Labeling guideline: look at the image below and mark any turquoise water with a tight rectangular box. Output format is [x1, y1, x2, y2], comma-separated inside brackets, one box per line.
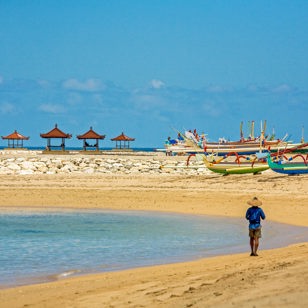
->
[0, 209, 307, 288]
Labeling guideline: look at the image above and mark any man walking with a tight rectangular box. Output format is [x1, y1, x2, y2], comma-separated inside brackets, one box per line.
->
[246, 197, 266, 256]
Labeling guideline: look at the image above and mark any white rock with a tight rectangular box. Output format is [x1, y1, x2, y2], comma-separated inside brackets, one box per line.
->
[113, 163, 124, 168]
[133, 162, 142, 167]
[0, 167, 11, 174]
[59, 166, 71, 173]
[21, 161, 36, 170]
[88, 163, 97, 168]
[7, 163, 21, 171]
[37, 166, 48, 173]
[197, 167, 206, 173]
[79, 162, 88, 168]
[83, 167, 95, 174]
[19, 169, 34, 175]
[106, 159, 116, 164]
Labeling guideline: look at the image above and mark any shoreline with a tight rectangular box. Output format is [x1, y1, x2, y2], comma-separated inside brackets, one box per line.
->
[2, 207, 308, 290]
[0, 173, 307, 226]
[0, 151, 308, 307]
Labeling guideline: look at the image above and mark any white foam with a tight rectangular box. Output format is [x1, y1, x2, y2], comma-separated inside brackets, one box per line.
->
[56, 270, 80, 279]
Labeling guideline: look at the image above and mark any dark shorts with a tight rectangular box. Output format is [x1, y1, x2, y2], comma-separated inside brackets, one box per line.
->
[249, 228, 262, 239]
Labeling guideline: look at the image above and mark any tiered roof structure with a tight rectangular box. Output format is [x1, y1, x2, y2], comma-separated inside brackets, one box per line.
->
[1, 130, 29, 148]
[111, 132, 135, 149]
[40, 124, 72, 151]
[77, 127, 105, 151]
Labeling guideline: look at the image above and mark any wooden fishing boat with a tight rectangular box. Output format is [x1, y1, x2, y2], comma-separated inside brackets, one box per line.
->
[163, 123, 308, 156]
[266, 154, 308, 175]
[164, 131, 305, 156]
[190, 153, 269, 175]
[164, 135, 308, 156]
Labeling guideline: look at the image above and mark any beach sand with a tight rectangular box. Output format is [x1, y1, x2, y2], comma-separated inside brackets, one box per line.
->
[0, 164, 308, 307]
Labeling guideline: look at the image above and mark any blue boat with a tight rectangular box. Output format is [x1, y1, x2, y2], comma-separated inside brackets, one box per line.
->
[267, 154, 308, 175]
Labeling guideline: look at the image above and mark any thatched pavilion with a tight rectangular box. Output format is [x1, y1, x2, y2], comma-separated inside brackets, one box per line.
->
[1, 130, 29, 149]
[40, 124, 72, 152]
[77, 127, 105, 152]
[111, 132, 135, 150]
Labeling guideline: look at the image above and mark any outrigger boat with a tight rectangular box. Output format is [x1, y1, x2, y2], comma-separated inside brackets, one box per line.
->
[266, 153, 308, 175]
[195, 142, 308, 176]
[163, 121, 308, 156]
[188, 153, 269, 175]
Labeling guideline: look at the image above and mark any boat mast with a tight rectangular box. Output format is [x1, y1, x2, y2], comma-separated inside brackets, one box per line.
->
[259, 120, 264, 152]
[251, 120, 255, 139]
[240, 121, 244, 141]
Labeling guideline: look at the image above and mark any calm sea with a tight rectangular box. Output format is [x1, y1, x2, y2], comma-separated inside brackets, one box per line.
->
[0, 146, 158, 152]
[1, 209, 307, 288]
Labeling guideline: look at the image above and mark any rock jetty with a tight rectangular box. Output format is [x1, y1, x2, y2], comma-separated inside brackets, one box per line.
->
[0, 150, 211, 175]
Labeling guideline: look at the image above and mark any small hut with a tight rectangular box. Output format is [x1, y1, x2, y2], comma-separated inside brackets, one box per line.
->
[1, 130, 29, 149]
[40, 124, 72, 152]
[111, 132, 135, 150]
[77, 127, 106, 152]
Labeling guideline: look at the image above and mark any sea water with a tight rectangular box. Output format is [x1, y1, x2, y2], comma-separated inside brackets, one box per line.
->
[1, 209, 308, 288]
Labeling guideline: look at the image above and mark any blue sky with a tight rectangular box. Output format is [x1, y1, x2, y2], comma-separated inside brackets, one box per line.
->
[0, 0, 307, 148]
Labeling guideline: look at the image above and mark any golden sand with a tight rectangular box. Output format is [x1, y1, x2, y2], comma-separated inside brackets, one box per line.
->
[0, 169, 308, 307]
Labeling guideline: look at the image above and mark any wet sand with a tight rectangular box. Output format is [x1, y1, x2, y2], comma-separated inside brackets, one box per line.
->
[0, 169, 308, 307]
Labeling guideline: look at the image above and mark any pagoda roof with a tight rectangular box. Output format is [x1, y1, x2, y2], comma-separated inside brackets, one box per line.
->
[77, 127, 106, 140]
[2, 130, 29, 140]
[111, 132, 135, 141]
[40, 124, 72, 139]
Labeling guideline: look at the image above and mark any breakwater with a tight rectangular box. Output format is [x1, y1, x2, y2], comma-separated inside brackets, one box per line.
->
[0, 150, 210, 175]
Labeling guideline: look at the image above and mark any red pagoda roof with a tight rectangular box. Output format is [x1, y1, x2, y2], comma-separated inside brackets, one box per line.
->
[77, 127, 106, 140]
[2, 130, 29, 140]
[40, 124, 72, 139]
[111, 132, 135, 141]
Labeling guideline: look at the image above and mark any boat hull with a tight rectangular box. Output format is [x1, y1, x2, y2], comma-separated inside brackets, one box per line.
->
[266, 155, 308, 175]
[206, 165, 269, 175]
[165, 142, 308, 156]
[269, 167, 308, 175]
[199, 154, 269, 175]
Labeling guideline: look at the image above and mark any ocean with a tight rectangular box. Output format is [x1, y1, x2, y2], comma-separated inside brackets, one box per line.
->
[1, 209, 308, 288]
[0, 146, 158, 152]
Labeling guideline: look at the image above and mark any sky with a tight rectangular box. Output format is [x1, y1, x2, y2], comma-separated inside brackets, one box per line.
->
[0, 0, 307, 148]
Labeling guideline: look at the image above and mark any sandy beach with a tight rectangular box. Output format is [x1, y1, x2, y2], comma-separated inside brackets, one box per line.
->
[0, 151, 308, 307]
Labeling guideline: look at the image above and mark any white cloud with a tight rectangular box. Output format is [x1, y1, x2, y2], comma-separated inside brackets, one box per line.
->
[201, 101, 221, 117]
[150, 79, 165, 89]
[62, 78, 105, 92]
[38, 103, 66, 114]
[271, 84, 293, 93]
[37, 79, 51, 88]
[67, 92, 83, 105]
[0, 102, 15, 114]
[131, 94, 167, 111]
[92, 94, 104, 104]
[246, 84, 262, 92]
[206, 85, 231, 93]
